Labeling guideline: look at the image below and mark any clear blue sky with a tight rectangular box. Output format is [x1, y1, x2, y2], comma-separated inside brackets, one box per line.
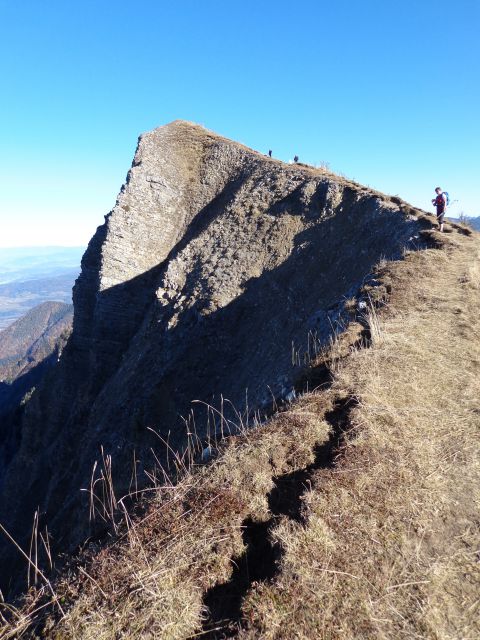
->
[0, 0, 478, 246]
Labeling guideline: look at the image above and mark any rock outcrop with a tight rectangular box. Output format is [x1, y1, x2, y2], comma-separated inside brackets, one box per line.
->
[0, 121, 426, 593]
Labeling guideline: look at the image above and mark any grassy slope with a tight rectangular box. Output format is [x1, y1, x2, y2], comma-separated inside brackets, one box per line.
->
[240, 228, 480, 640]
[2, 220, 479, 639]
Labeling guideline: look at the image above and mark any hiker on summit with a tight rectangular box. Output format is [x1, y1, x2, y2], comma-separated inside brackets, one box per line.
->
[432, 187, 447, 232]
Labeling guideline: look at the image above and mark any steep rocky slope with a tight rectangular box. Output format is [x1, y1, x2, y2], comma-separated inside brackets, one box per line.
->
[0, 121, 428, 593]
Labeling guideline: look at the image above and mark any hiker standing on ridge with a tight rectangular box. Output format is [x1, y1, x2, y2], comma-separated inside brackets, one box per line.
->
[268, 149, 272, 157]
[432, 187, 447, 232]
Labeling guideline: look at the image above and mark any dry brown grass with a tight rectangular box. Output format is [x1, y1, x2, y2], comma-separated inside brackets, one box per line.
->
[2, 227, 480, 639]
[239, 236, 480, 639]
[4, 395, 332, 639]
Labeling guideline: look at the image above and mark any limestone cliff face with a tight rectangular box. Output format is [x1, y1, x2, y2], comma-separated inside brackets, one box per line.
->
[0, 121, 424, 591]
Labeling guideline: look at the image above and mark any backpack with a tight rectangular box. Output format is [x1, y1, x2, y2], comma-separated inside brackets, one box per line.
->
[443, 191, 450, 205]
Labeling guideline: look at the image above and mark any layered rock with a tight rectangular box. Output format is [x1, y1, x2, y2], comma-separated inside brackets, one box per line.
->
[0, 121, 425, 593]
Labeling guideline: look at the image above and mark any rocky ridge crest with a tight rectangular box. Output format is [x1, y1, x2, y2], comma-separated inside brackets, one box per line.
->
[0, 121, 425, 592]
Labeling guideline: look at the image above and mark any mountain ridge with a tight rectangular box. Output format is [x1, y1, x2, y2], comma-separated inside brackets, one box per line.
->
[0, 121, 434, 595]
[0, 301, 73, 378]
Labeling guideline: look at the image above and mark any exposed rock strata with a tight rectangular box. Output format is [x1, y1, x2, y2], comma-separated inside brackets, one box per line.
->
[0, 121, 425, 592]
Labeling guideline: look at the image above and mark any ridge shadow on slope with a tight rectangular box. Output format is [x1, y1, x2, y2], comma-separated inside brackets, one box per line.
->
[69, 171, 253, 394]
[0, 199, 425, 597]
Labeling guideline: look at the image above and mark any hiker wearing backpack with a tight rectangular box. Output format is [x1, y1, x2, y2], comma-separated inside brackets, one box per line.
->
[432, 187, 448, 232]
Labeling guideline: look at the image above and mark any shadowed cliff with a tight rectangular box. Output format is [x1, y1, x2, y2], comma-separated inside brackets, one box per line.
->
[0, 302, 73, 493]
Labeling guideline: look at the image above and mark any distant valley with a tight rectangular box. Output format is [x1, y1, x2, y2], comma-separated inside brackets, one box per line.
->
[0, 300, 73, 410]
[0, 246, 83, 329]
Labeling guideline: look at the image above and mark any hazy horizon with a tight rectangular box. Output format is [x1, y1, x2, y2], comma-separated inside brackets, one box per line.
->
[0, 245, 82, 328]
[0, 244, 85, 250]
[0, 209, 475, 250]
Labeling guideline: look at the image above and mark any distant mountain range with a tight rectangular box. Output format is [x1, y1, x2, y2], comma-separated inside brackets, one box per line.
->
[0, 246, 83, 329]
[465, 216, 480, 231]
[0, 300, 73, 384]
[448, 216, 480, 232]
[0, 301, 73, 413]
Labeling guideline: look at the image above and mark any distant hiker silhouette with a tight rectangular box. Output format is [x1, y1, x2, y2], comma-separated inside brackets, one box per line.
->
[268, 149, 272, 158]
[294, 155, 299, 163]
[432, 187, 447, 232]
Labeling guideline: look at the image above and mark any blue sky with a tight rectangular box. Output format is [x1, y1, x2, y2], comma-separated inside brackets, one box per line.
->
[0, 0, 478, 246]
